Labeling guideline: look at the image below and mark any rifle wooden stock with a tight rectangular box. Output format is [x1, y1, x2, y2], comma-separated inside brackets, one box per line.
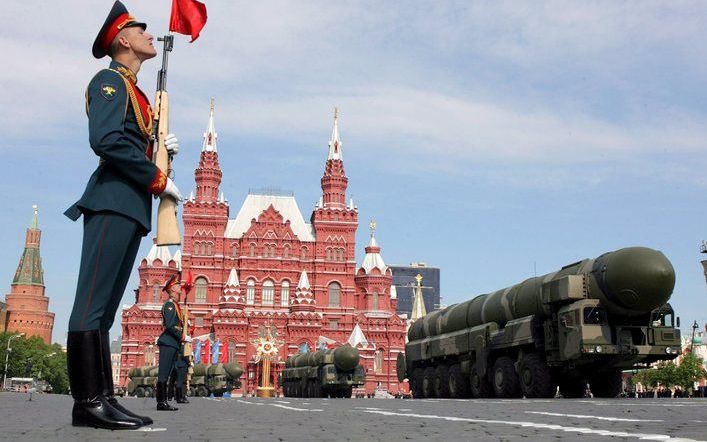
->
[153, 89, 181, 246]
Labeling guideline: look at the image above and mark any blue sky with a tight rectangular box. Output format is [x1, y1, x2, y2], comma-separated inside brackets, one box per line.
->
[1, 1, 706, 344]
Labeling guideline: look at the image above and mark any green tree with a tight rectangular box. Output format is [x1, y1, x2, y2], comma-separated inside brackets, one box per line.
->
[674, 353, 707, 392]
[0, 332, 68, 394]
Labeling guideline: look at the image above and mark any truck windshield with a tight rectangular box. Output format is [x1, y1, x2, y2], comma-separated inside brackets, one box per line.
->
[651, 312, 673, 327]
[583, 307, 607, 325]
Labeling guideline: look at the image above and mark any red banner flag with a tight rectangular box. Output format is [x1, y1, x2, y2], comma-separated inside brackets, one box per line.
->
[169, 0, 207, 42]
[182, 270, 194, 294]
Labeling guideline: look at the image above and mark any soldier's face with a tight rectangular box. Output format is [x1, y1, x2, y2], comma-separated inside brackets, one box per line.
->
[124, 26, 157, 60]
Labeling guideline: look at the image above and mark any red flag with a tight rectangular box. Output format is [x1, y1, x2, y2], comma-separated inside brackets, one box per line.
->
[220, 344, 229, 363]
[169, 0, 207, 42]
[182, 270, 194, 295]
[202, 339, 211, 364]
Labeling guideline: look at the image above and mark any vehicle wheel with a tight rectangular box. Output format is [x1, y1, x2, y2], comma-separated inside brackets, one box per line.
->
[135, 387, 145, 398]
[196, 386, 209, 397]
[411, 367, 424, 399]
[448, 364, 470, 398]
[434, 365, 450, 398]
[341, 386, 352, 398]
[590, 369, 622, 398]
[470, 365, 491, 398]
[188, 386, 195, 397]
[144, 386, 154, 398]
[492, 356, 520, 398]
[558, 374, 586, 398]
[300, 379, 309, 398]
[422, 367, 436, 398]
[518, 353, 556, 398]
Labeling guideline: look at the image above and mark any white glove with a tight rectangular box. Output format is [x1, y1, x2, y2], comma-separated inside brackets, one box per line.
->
[165, 133, 179, 156]
[185, 335, 192, 343]
[160, 177, 183, 202]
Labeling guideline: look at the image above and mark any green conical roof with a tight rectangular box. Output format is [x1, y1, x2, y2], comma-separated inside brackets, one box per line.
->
[12, 205, 44, 286]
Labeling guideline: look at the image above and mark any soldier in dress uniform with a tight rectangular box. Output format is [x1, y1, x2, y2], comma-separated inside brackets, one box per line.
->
[63, 1, 183, 430]
[157, 274, 184, 411]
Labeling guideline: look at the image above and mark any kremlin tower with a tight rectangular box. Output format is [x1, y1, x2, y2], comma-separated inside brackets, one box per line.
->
[4, 205, 55, 344]
[120, 104, 407, 396]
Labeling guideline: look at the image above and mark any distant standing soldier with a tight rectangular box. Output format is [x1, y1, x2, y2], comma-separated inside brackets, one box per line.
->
[64, 0, 182, 430]
[157, 274, 184, 411]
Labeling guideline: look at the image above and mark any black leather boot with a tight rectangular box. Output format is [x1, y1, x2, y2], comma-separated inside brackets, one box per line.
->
[167, 372, 176, 402]
[156, 381, 178, 411]
[176, 386, 189, 404]
[67, 331, 142, 430]
[99, 331, 153, 425]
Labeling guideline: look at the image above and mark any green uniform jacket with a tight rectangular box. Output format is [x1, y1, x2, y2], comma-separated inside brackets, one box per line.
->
[64, 61, 164, 233]
[158, 299, 183, 349]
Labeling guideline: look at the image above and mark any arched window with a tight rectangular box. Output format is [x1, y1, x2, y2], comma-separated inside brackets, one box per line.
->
[232, 245, 238, 257]
[228, 341, 237, 363]
[328, 282, 341, 307]
[283, 245, 290, 259]
[262, 280, 274, 305]
[246, 279, 255, 305]
[249, 243, 256, 257]
[301, 247, 308, 259]
[153, 282, 160, 304]
[372, 292, 379, 310]
[195, 277, 208, 304]
[281, 281, 290, 307]
[374, 349, 383, 374]
[206, 243, 212, 256]
[326, 248, 331, 261]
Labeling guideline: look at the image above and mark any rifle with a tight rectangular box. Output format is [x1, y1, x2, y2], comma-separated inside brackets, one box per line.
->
[153, 34, 181, 246]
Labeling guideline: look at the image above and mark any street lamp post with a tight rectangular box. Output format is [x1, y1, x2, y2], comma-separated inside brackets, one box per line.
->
[691, 321, 699, 353]
[3, 333, 25, 390]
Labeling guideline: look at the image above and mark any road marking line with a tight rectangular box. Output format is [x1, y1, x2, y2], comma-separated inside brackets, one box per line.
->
[137, 427, 167, 432]
[269, 404, 323, 412]
[237, 399, 263, 406]
[526, 411, 663, 422]
[359, 410, 700, 441]
[354, 407, 384, 410]
[577, 400, 704, 408]
[274, 400, 291, 404]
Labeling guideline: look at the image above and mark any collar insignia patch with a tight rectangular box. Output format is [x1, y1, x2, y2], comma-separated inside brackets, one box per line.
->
[101, 83, 117, 100]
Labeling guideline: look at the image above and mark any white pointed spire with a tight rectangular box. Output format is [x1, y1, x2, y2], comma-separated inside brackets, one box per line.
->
[327, 107, 343, 161]
[172, 249, 182, 270]
[202, 97, 218, 152]
[360, 220, 387, 274]
[318, 196, 324, 208]
[225, 268, 240, 288]
[410, 274, 427, 321]
[348, 324, 369, 348]
[219, 192, 225, 203]
[188, 191, 195, 202]
[348, 197, 355, 210]
[390, 285, 397, 299]
[297, 270, 310, 289]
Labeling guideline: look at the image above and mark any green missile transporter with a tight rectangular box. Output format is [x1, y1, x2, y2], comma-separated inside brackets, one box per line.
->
[127, 362, 243, 397]
[398, 247, 682, 399]
[281, 345, 365, 398]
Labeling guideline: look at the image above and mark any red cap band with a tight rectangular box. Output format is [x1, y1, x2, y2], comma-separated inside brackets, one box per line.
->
[101, 12, 133, 55]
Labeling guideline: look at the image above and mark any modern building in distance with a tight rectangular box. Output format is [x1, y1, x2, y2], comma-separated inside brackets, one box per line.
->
[4, 206, 55, 344]
[119, 104, 407, 395]
[390, 263, 440, 317]
[110, 336, 122, 389]
[700, 241, 707, 285]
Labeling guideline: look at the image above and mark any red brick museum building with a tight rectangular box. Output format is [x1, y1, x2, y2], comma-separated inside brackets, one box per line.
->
[120, 104, 407, 395]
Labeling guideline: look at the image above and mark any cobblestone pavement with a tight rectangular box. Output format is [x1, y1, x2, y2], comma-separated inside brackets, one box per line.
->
[1, 392, 705, 441]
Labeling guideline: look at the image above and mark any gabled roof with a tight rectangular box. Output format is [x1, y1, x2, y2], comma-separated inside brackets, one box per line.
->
[347, 323, 369, 348]
[224, 193, 315, 242]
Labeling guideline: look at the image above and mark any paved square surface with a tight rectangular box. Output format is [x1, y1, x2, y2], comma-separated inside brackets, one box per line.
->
[0, 392, 705, 441]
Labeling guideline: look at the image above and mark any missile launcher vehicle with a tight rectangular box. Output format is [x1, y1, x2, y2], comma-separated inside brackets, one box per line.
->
[282, 345, 365, 398]
[127, 362, 243, 397]
[398, 247, 682, 399]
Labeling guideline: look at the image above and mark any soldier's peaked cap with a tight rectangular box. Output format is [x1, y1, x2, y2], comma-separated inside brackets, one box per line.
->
[92, 1, 147, 59]
[163, 273, 182, 293]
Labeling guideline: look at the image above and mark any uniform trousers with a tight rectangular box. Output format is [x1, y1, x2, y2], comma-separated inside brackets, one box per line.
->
[68, 211, 143, 332]
[158, 345, 178, 382]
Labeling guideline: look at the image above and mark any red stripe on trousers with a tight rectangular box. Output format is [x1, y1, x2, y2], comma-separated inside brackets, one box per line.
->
[80, 216, 110, 329]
